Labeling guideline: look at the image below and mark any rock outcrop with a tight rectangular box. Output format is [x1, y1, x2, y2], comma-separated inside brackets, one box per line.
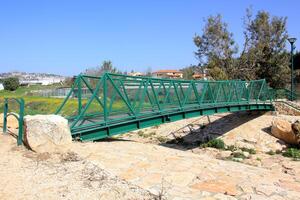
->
[291, 120, 300, 145]
[274, 101, 300, 116]
[271, 118, 300, 145]
[24, 115, 72, 152]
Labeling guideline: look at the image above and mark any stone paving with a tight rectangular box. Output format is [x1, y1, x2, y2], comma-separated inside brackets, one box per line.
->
[70, 139, 300, 199]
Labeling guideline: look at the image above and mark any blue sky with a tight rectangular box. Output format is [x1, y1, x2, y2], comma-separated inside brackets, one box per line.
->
[0, 0, 299, 76]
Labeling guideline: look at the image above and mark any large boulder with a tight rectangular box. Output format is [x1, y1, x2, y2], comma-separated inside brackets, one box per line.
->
[271, 118, 299, 145]
[291, 120, 300, 145]
[24, 115, 72, 152]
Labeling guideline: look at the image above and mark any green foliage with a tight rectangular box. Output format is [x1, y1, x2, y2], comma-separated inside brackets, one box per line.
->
[194, 14, 238, 80]
[266, 150, 276, 155]
[256, 157, 261, 161]
[207, 66, 228, 80]
[282, 148, 300, 161]
[181, 65, 206, 80]
[63, 77, 75, 87]
[3, 77, 20, 91]
[156, 136, 168, 143]
[240, 147, 256, 154]
[194, 8, 290, 88]
[200, 138, 225, 149]
[137, 131, 156, 138]
[239, 8, 289, 88]
[226, 145, 238, 152]
[181, 66, 194, 80]
[84, 60, 121, 76]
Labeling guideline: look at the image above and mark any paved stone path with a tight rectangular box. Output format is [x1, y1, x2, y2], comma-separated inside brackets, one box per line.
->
[70, 140, 300, 200]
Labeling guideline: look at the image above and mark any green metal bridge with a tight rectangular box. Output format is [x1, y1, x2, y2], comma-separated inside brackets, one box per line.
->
[55, 73, 274, 141]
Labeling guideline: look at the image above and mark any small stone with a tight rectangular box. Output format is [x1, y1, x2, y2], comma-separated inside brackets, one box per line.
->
[243, 151, 250, 158]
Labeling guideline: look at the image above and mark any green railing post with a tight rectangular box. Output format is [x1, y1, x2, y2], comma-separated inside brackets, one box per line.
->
[149, 79, 162, 111]
[3, 98, 8, 133]
[55, 77, 78, 114]
[103, 73, 108, 123]
[77, 75, 82, 114]
[2, 98, 25, 145]
[17, 99, 24, 146]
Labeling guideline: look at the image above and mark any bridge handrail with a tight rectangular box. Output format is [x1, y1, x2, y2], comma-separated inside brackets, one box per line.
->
[270, 88, 298, 101]
[3, 98, 25, 145]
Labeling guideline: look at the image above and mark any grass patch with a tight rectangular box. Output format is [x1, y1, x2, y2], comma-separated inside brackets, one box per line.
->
[200, 139, 225, 150]
[240, 147, 256, 154]
[137, 131, 156, 138]
[156, 136, 168, 143]
[226, 145, 238, 152]
[0, 85, 136, 117]
[256, 157, 261, 161]
[266, 150, 276, 155]
[282, 148, 300, 161]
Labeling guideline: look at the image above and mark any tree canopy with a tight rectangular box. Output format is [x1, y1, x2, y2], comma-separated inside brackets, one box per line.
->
[3, 77, 20, 91]
[84, 60, 121, 76]
[193, 8, 290, 88]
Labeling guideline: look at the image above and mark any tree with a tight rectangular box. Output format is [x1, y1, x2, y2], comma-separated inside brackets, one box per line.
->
[84, 60, 120, 76]
[239, 8, 289, 88]
[181, 66, 194, 80]
[3, 77, 20, 91]
[194, 14, 238, 80]
[181, 65, 200, 80]
[145, 67, 152, 77]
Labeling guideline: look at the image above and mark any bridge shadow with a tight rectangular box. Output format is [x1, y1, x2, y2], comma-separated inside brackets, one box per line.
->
[159, 111, 267, 151]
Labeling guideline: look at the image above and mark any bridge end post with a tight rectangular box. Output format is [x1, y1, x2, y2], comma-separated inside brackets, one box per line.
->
[17, 99, 25, 146]
[3, 98, 8, 134]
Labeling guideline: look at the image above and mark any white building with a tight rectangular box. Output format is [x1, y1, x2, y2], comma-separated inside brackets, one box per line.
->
[0, 83, 4, 90]
[20, 77, 65, 86]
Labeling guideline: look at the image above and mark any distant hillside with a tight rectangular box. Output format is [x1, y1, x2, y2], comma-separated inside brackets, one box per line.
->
[0, 71, 66, 86]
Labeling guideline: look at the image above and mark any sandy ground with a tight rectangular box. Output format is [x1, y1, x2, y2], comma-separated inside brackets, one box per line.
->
[1, 111, 300, 199]
[0, 133, 154, 200]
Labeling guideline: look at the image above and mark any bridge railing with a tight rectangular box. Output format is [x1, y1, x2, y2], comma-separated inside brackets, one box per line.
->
[55, 73, 273, 134]
[2, 98, 25, 145]
[270, 88, 298, 101]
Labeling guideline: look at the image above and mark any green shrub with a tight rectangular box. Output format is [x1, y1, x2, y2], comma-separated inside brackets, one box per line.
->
[256, 157, 261, 161]
[200, 139, 225, 150]
[3, 77, 20, 91]
[282, 148, 300, 161]
[240, 147, 256, 154]
[156, 136, 168, 143]
[266, 150, 275, 155]
[226, 145, 238, 152]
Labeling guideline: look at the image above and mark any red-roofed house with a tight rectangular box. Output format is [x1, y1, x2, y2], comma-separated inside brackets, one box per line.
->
[152, 70, 183, 79]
